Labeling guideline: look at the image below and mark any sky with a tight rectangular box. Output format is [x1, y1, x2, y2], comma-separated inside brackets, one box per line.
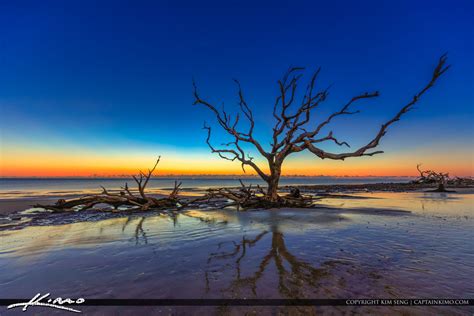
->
[0, 0, 473, 177]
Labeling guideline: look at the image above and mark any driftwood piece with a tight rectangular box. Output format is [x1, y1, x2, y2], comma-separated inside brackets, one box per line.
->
[185, 180, 320, 211]
[413, 164, 452, 192]
[34, 157, 182, 212]
[412, 164, 473, 192]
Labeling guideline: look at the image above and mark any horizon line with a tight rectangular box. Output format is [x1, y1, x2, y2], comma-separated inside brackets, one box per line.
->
[0, 174, 421, 179]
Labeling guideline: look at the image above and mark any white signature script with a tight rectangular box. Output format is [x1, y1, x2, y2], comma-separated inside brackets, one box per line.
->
[7, 293, 85, 313]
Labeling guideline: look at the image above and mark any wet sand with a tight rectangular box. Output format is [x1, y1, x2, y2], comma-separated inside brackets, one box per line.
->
[1, 184, 472, 216]
[0, 197, 68, 215]
[0, 192, 173, 216]
[0, 191, 473, 315]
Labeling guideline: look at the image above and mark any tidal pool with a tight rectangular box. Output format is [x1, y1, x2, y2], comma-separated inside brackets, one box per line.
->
[0, 192, 473, 315]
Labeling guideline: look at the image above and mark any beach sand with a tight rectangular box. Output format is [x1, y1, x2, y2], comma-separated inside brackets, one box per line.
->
[0, 197, 61, 215]
[1, 185, 473, 216]
[1, 191, 472, 315]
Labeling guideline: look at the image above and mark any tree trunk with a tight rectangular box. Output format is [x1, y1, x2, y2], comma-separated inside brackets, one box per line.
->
[436, 181, 447, 192]
[266, 163, 282, 202]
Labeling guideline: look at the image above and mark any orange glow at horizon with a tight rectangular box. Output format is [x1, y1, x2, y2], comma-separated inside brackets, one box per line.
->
[1, 147, 473, 177]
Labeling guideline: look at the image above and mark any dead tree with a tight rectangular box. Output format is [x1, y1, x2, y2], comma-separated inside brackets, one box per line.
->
[182, 178, 321, 210]
[35, 157, 183, 212]
[199, 180, 318, 210]
[193, 55, 449, 203]
[415, 164, 450, 192]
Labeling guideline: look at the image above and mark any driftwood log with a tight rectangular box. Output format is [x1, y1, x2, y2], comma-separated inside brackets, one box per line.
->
[187, 180, 320, 210]
[412, 164, 474, 192]
[34, 157, 182, 212]
[413, 164, 451, 192]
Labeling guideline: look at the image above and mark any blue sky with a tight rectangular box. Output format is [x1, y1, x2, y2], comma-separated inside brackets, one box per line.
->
[0, 0, 473, 176]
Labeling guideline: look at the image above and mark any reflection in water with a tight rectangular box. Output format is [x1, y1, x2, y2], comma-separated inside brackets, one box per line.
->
[133, 217, 147, 245]
[0, 191, 473, 314]
[206, 228, 332, 298]
[206, 231, 268, 293]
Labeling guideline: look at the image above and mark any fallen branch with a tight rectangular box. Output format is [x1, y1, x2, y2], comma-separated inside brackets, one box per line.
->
[413, 164, 451, 192]
[184, 180, 321, 210]
[34, 157, 182, 212]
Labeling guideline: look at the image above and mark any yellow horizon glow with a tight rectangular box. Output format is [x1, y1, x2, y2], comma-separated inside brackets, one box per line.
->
[1, 145, 473, 177]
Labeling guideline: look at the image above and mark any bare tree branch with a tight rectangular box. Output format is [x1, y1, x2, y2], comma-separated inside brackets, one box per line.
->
[35, 157, 182, 212]
[194, 54, 450, 201]
[294, 54, 450, 160]
[415, 163, 451, 191]
[133, 156, 161, 199]
[202, 123, 269, 181]
[193, 80, 270, 162]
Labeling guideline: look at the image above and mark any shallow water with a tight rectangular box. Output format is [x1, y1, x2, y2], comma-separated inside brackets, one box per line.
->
[0, 176, 412, 198]
[0, 192, 473, 315]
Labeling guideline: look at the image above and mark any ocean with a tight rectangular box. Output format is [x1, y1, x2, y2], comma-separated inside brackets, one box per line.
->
[0, 176, 413, 198]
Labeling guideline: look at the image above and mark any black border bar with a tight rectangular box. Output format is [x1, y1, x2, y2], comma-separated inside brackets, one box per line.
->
[1, 299, 473, 306]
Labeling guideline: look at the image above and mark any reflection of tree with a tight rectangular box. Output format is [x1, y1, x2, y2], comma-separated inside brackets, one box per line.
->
[122, 216, 148, 245]
[419, 194, 453, 213]
[206, 227, 329, 298]
[134, 217, 148, 245]
[208, 231, 268, 278]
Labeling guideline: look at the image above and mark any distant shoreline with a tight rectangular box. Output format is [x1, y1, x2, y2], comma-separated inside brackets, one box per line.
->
[282, 182, 474, 193]
[0, 175, 420, 179]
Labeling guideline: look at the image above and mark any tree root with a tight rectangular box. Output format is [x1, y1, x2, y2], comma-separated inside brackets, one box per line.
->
[185, 180, 321, 211]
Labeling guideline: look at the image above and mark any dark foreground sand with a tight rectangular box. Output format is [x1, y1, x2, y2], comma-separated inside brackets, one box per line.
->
[0, 197, 59, 215]
[1, 193, 473, 315]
